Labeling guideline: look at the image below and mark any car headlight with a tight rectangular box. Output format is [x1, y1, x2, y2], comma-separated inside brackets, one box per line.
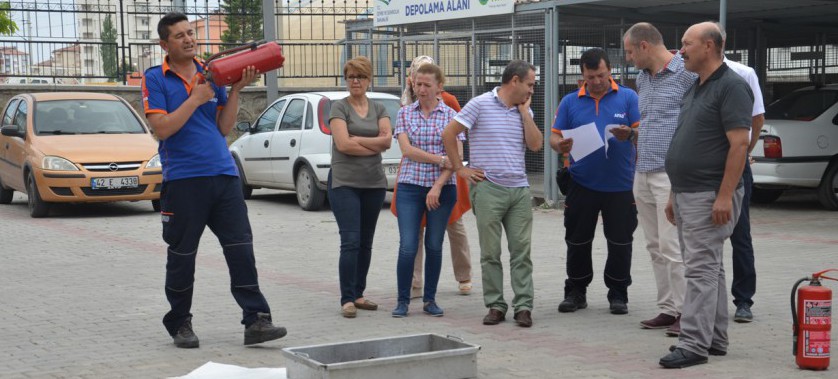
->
[42, 156, 79, 171]
[145, 154, 161, 168]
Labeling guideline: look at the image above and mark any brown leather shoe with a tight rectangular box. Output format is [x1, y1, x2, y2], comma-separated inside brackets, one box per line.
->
[640, 313, 677, 329]
[514, 310, 533, 328]
[482, 309, 506, 325]
[353, 299, 378, 311]
[665, 316, 681, 337]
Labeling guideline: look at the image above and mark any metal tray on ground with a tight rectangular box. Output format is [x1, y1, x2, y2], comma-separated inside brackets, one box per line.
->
[281, 333, 480, 379]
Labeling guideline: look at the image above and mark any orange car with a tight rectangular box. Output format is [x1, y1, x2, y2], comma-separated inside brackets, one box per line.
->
[0, 92, 162, 217]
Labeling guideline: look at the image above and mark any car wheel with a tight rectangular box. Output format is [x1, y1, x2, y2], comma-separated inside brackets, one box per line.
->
[296, 165, 326, 211]
[750, 188, 783, 204]
[152, 199, 161, 212]
[817, 163, 838, 211]
[27, 173, 50, 218]
[0, 177, 13, 204]
[235, 158, 253, 200]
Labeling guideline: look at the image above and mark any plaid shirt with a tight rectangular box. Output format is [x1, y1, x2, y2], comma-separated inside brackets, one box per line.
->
[395, 100, 461, 187]
[636, 54, 697, 173]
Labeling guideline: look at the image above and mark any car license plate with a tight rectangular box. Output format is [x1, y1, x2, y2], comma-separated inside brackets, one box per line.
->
[385, 164, 399, 175]
[90, 176, 139, 189]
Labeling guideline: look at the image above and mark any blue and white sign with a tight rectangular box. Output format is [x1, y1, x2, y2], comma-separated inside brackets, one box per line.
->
[374, 0, 514, 27]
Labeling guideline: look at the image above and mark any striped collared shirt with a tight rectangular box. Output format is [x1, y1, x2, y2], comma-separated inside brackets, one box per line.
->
[454, 87, 532, 188]
[395, 100, 460, 187]
[636, 54, 697, 173]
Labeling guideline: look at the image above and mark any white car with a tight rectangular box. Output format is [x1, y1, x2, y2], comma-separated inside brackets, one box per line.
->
[751, 84, 838, 210]
[229, 91, 403, 210]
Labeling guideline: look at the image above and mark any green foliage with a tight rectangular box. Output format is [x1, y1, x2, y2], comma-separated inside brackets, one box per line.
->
[100, 15, 118, 81]
[221, 0, 263, 47]
[0, 2, 18, 36]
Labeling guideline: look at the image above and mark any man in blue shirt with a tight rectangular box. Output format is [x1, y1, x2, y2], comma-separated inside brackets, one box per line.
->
[550, 48, 640, 315]
[142, 12, 286, 348]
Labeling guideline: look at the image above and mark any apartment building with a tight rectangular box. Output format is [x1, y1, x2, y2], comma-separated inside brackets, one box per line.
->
[76, 0, 172, 82]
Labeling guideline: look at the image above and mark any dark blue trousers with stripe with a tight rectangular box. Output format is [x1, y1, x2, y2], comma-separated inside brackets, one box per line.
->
[160, 175, 271, 336]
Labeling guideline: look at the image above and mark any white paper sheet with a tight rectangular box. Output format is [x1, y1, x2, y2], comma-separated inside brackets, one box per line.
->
[169, 362, 287, 379]
[604, 124, 622, 158]
[562, 122, 603, 162]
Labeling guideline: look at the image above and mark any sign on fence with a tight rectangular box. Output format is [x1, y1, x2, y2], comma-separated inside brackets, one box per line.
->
[374, 0, 514, 27]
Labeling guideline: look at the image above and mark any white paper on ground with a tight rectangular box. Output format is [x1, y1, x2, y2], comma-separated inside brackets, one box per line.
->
[561, 122, 603, 162]
[169, 361, 287, 379]
[604, 124, 623, 158]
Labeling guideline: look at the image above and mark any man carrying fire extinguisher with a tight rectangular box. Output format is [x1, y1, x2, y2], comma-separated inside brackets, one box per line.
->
[142, 12, 287, 348]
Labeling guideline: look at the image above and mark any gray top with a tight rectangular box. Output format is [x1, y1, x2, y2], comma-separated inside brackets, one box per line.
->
[665, 63, 753, 193]
[329, 97, 389, 189]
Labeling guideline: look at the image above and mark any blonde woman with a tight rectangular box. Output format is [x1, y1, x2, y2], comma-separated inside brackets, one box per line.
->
[392, 63, 461, 317]
[400, 56, 474, 298]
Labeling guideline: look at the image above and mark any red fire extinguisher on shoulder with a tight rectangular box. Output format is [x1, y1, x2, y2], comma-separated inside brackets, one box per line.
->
[202, 40, 285, 86]
[792, 269, 837, 370]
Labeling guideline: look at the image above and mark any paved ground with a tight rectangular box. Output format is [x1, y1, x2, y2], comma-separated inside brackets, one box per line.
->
[1, 188, 836, 378]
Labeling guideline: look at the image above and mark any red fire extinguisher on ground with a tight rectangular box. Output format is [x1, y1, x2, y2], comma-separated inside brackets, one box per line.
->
[792, 269, 837, 370]
[203, 41, 285, 86]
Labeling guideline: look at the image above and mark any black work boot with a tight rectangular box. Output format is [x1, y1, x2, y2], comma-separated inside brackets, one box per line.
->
[173, 317, 199, 348]
[558, 290, 588, 313]
[244, 313, 287, 345]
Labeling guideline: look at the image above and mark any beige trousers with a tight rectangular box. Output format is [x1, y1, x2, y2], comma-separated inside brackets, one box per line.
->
[634, 171, 685, 317]
[412, 218, 472, 288]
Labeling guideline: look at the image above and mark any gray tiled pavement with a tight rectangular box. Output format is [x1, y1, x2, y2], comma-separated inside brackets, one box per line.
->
[1, 189, 836, 378]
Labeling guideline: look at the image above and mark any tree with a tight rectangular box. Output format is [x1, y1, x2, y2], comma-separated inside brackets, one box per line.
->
[100, 15, 118, 81]
[0, 2, 18, 36]
[221, 0, 263, 48]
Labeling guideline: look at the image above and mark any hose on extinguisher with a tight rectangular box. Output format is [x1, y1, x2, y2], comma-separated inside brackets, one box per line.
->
[791, 276, 810, 356]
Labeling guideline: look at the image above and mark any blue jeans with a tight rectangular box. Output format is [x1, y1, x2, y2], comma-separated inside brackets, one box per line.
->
[160, 176, 271, 336]
[328, 172, 386, 306]
[395, 183, 456, 304]
[730, 162, 756, 307]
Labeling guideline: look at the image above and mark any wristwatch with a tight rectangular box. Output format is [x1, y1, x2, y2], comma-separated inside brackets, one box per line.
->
[628, 128, 637, 142]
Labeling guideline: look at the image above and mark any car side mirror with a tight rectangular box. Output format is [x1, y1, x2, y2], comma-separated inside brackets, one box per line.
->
[1, 125, 22, 137]
[235, 121, 251, 133]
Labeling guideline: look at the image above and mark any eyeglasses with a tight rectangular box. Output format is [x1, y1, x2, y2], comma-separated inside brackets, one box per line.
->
[346, 75, 368, 82]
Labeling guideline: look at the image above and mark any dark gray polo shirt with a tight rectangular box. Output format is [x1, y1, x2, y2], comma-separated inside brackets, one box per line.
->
[665, 63, 753, 193]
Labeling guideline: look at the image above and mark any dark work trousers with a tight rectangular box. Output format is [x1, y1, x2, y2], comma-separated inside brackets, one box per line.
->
[328, 172, 387, 306]
[730, 161, 756, 307]
[563, 179, 638, 303]
[161, 175, 271, 337]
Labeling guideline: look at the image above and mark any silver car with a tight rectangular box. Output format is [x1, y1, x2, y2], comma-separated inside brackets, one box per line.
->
[751, 84, 838, 210]
[229, 91, 402, 210]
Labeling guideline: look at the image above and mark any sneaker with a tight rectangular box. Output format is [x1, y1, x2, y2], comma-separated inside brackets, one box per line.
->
[411, 287, 422, 299]
[173, 318, 199, 348]
[423, 302, 444, 317]
[392, 302, 409, 318]
[640, 313, 677, 329]
[244, 313, 287, 345]
[734, 304, 753, 323]
[609, 299, 628, 315]
[558, 292, 587, 313]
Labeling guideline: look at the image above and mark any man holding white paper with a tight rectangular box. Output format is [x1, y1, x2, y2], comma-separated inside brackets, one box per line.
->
[549, 48, 640, 315]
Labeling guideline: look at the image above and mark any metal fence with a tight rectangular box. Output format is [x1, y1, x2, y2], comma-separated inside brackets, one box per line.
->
[1, 0, 373, 85]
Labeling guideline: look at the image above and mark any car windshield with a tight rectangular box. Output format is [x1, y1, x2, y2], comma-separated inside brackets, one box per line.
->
[35, 100, 147, 135]
[765, 90, 838, 121]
